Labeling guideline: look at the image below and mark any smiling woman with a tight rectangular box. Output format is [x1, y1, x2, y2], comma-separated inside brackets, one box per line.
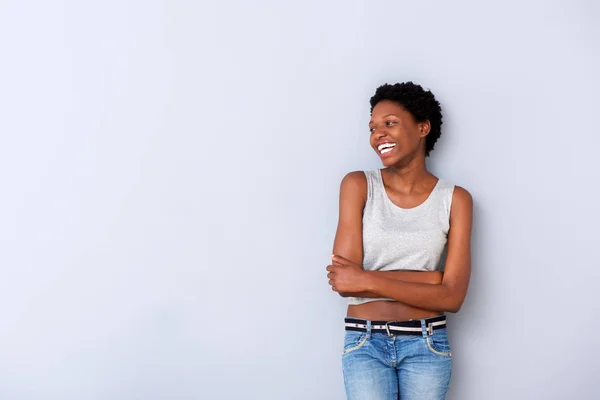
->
[327, 82, 473, 399]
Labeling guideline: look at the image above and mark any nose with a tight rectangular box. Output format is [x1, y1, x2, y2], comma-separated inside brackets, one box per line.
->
[373, 125, 388, 139]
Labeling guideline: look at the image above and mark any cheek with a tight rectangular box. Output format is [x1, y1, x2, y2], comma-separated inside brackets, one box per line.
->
[397, 128, 421, 144]
[392, 128, 412, 143]
[392, 131, 423, 154]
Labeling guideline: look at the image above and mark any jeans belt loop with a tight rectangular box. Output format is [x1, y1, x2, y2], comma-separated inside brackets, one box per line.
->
[385, 321, 394, 337]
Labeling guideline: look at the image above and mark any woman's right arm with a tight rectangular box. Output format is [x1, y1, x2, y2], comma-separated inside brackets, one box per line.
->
[331, 171, 442, 298]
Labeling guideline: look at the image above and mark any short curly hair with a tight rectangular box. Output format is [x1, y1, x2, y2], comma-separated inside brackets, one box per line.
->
[369, 82, 443, 157]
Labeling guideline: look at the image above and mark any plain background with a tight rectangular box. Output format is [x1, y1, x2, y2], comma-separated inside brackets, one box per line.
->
[1, 1, 599, 399]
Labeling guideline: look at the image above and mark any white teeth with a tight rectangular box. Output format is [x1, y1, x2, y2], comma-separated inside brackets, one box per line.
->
[378, 143, 396, 152]
[381, 148, 393, 154]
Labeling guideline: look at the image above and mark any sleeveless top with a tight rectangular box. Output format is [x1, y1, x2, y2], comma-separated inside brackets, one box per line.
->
[348, 169, 456, 306]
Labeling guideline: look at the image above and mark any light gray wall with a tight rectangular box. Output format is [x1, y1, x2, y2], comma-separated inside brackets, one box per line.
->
[366, 2, 600, 399]
[1, 1, 598, 399]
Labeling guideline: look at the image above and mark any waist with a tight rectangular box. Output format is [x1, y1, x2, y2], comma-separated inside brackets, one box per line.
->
[345, 315, 447, 336]
[347, 300, 442, 321]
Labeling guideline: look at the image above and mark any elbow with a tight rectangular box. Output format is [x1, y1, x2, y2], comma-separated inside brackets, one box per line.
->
[444, 298, 465, 313]
[439, 284, 466, 313]
[445, 305, 460, 313]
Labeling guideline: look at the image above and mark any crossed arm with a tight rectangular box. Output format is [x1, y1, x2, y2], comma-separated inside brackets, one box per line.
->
[329, 171, 472, 313]
[335, 269, 444, 298]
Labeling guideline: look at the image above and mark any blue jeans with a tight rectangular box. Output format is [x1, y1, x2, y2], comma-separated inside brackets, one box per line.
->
[341, 318, 452, 399]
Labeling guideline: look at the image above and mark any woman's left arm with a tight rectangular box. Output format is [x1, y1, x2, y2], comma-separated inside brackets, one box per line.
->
[330, 186, 473, 313]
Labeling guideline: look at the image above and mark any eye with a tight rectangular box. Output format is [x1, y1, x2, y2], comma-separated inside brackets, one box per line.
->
[369, 127, 375, 133]
[385, 120, 396, 127]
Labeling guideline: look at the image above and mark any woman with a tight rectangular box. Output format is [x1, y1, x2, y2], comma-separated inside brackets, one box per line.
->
[327, 82, 472, 399]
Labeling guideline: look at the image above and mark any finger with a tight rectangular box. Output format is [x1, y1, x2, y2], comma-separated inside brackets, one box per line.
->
[332, 254, 358, 267]
[327, 272, 333, 279]
[330, 254, 348, 266]
[328, 279, 334, 286]
[326, 265, 335, 272]
[333, 254, 361, 268]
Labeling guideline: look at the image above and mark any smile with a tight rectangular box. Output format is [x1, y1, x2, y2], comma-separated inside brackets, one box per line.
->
[377, 142, 396, 155]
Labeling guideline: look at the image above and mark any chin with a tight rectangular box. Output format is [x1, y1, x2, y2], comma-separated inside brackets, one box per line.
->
[380, 156, 398, 166]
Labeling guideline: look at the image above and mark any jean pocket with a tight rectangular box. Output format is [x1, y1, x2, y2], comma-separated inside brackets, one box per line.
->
[425, 329, 452, 357]
[341, 332, 368, 357]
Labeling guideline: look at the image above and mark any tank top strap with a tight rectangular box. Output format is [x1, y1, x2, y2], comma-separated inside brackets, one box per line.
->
[430, 179, 455, 219]
[363, 169, 379, 202]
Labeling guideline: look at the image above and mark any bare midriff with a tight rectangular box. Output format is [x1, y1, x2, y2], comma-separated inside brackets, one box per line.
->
[347, 301, 442, 322]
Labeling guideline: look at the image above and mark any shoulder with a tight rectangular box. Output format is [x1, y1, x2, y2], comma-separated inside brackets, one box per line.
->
[341, 170, 367, 186]
[436, 178, 472, 205]
[339, 170, 368, 202]
[452, 185, 473, 206]
[450, 185, 473, 219]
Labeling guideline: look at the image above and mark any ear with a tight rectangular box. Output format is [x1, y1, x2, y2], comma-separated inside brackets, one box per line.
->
[419, 121, 431, 137]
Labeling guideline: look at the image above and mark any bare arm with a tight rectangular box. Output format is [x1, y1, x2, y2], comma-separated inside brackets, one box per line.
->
[331, 171, 443, 298]
[360, 186, 473, 312]
[337, 270, 443, 298]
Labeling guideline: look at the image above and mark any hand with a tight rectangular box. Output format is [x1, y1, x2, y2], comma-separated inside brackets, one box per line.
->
[326, 254, 368, 294]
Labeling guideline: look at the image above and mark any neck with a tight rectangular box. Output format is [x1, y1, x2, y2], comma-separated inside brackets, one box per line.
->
[385, 155, 432, 191]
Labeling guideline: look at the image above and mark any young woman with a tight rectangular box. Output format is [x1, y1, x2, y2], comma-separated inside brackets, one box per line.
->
[327, 82, 472, 399]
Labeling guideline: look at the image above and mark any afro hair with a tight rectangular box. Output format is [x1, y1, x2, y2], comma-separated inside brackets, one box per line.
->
[369, 82, 443, 157]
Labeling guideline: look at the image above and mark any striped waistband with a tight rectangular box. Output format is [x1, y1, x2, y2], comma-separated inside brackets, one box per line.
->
[344, 315, 446, 336]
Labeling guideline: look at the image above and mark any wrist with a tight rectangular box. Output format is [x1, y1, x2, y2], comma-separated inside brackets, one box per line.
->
[362, 270, 377, 292]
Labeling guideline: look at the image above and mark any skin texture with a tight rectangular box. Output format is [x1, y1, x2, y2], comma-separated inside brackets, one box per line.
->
[327, 100, 473, 321]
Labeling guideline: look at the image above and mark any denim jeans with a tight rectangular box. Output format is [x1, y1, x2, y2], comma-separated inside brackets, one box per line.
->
[341, 318, 452, 399]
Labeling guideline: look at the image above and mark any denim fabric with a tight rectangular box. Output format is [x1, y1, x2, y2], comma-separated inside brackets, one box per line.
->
[341, 318, 452, 399]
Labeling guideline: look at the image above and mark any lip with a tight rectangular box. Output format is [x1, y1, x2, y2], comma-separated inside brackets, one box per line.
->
[375, 142, 396, 158]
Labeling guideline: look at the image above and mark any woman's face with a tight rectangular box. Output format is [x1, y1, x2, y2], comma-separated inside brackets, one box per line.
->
[368, 100, 430, 166]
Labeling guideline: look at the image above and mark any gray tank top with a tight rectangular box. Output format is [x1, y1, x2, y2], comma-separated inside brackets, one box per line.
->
[348, 169, 455, 306]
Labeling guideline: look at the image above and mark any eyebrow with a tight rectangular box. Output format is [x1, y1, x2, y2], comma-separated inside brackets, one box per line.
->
[369, 114, 398, 125]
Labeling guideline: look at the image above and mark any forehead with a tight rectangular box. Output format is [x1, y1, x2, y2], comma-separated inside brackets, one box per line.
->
[370, 100, 409, 121]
